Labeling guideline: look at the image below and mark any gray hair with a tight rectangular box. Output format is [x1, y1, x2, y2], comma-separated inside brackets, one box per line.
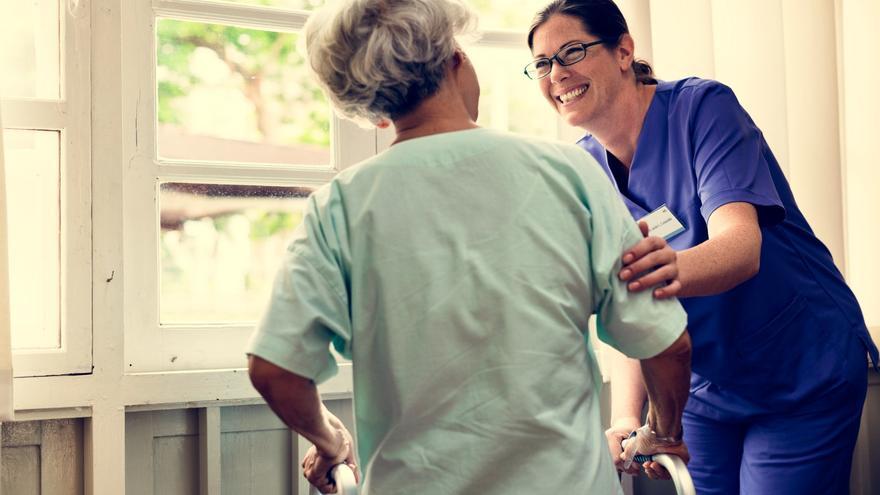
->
[304, 0, 477, 125]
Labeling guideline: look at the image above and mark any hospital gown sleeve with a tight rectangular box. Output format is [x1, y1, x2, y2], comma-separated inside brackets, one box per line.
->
[568, 148, 688, 359]
[246, 186, 352, 384]
[690, 82, 785, 226]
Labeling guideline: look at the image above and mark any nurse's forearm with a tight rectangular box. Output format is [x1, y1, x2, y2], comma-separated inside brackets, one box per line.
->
[676, 202, 761, 298]
[677, 227, 760, 297]
[608, 347, 647, 427]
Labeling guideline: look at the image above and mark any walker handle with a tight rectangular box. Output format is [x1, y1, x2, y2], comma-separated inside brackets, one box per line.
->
[310, 463, 359, 495]
[631, 453, 695, 495]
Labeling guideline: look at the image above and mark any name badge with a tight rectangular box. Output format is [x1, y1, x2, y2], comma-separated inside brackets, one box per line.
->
[639, 204, 686, 240]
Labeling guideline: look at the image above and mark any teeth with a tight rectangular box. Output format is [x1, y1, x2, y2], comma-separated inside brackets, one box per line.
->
[559, 86, 587, 104]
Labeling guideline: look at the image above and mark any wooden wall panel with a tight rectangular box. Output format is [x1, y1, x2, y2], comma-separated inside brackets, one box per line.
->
[153, 436, 199, 495]
[221, 430, 290, 495]
[220, 404, 291, 495]
[2, 445, 40, 495]
[1, 419, 83, 495]
[124, 401, 356, 495]
[125, 409, 199, 495]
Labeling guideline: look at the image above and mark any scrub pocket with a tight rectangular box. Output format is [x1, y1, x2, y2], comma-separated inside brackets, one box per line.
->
[738, 294, 808, 358]
[733, 294, 840, 403]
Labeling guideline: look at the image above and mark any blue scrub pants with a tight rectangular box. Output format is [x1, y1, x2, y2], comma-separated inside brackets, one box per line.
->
[683, 339, 868, 494]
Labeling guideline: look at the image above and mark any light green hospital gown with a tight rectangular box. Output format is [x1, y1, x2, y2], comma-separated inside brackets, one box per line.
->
[247, 128, 687, 494]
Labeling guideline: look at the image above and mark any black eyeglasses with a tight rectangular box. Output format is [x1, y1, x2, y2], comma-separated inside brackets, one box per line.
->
[523, 40, 608, 80]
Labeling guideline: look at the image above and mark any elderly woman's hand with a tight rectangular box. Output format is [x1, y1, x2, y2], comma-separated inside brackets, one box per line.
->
[605, 418, 643, 476]
[619, 221, 682, 299]
[302, 427, 359, 494]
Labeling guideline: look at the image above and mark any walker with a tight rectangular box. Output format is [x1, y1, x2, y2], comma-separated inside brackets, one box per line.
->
[312, 455, 694, 495]
[630, 453, 696, 495]
[311, 463, 358, 495]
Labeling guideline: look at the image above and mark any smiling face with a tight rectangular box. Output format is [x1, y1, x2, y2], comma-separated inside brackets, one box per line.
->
[530, 14, 632, 130]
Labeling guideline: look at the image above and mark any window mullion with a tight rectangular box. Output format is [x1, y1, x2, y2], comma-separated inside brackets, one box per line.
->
[0, 100, 68, 131]
[153, 0, 309, 32]
[473, 30, 528, 48]
[157, 161, 338, 187]
[60, 0, 93, 373]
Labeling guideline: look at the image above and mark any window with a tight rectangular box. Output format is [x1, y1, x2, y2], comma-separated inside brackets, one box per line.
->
[124, 0, 374, 372]
[0, 0, 91, 376]
[217, 0, 326, 10]
[155, 19, 331, 165]
[4, 130, 61, 350]
[159, 183, 313, 324]
[468, 44, 558, 140]
[469, 0, 553, 31]
[125, 0, 570, 373]
[462, 4, 577, 142]
[0, 0, 60, 100]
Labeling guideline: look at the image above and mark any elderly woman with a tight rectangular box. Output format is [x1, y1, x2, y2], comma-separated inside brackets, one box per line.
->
[247, 0, 691, 493]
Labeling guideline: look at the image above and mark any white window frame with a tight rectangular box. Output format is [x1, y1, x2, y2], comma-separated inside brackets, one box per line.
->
[2, 0, 92, 377]
[123, 0, 575, 373]
[123, 0, 376, 373]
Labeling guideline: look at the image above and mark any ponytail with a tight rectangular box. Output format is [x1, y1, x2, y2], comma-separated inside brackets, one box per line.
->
[632, 59, 657, 85]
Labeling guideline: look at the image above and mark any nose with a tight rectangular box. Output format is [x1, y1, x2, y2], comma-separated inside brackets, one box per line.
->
[549, 61, 570, 84]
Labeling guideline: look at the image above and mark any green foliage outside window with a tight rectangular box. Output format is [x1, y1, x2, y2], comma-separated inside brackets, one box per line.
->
[157, 19, 330, 148]
[222, 0, 326, 9]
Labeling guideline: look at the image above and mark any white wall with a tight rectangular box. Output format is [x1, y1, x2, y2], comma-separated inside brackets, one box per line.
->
[650, 0, 846, 266]
[839, 0, 880, 341]
[611, 3, 880, 493]
[640, 0, 878, 342]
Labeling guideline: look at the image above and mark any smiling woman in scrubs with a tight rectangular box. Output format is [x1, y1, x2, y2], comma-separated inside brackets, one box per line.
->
[526, 1, 879, 493]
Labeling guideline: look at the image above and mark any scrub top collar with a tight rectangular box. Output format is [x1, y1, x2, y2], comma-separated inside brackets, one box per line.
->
[578, 81, 666, 219]
[627, 81, 664, 193]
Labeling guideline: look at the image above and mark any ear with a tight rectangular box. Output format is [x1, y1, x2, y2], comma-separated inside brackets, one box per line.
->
[615, 33, 636, 72]
[375, 118, 391, 129]
[450, 48, 466, 69]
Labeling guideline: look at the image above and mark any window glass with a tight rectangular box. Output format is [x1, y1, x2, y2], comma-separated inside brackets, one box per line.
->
[156, 19, 331, 165]
[469, 0, 551, 31]
[159, 182, 313, 324]
[0, 0, 60, 99]
[217, 0, 326, 10]
[468, 45, 558, 139]
[3, 130, 61, 350]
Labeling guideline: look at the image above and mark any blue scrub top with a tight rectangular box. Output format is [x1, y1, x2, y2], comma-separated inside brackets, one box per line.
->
[578, 78, 879, 413]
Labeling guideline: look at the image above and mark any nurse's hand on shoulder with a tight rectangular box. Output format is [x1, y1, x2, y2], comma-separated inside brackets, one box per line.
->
[620, 221, 681, 299]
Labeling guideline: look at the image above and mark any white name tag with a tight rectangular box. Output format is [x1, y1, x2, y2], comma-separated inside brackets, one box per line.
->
[639, 204, 686, 240]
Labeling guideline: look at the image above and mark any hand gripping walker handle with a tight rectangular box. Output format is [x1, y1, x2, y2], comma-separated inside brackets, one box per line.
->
[310, 463, 359, 495]
[631, 453, 695, 495]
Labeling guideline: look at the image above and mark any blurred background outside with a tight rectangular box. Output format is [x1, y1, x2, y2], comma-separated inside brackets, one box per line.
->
[153, 1, 557, 325]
